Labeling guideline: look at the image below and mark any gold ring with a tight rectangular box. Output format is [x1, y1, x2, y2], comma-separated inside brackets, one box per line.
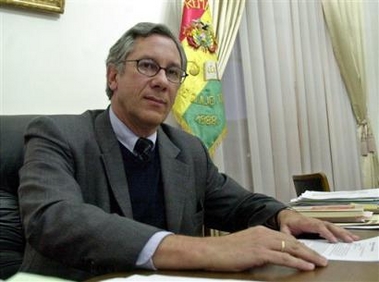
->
[281, 240, 286, 252]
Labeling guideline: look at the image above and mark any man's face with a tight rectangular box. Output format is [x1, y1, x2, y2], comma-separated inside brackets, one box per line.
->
[108, 34, 182, 136]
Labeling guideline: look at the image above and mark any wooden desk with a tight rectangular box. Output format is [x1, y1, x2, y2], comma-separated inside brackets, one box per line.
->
[89, 230, 379, 282]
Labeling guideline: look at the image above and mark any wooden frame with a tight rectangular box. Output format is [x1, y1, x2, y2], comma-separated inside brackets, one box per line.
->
[0, 0, 65, 14]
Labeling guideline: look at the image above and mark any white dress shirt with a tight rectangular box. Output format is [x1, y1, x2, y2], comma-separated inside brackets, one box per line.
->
[109, 107, 172, 270]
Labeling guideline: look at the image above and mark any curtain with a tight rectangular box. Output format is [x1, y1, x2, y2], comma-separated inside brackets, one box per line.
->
[363, 1, 379, 159]
[209, 0, 246, 76]
[218, 0, 362, 203]
[321, 0, 379, 188]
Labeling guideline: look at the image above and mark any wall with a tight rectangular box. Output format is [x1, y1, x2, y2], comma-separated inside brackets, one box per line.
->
[0, 0, 181, 114]
[2, 0, 377, 159]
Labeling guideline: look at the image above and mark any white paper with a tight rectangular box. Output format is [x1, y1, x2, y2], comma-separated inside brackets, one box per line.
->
[100, 274, 261, 281]
[296, 188, 379, 200]
[342, 225, 379, 229]
[299, 236, 379, 261]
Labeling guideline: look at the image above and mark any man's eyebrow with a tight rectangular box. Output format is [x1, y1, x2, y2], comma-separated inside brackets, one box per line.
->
[149, 57, 183, 68]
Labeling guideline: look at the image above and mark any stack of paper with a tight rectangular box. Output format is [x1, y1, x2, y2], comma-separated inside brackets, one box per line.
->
[290, 188, 379, 213]
[290, 188, 379, 227]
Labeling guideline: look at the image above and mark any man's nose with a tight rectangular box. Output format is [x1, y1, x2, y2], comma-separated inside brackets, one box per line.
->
[154, 69, 169, 82]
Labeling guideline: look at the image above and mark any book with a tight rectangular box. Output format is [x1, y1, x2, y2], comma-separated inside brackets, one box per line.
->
[292, 204, 373, 223]
[336, 214, 379, 229]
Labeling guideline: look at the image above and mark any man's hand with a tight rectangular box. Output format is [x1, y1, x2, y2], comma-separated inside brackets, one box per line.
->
[277, 208, 360, 243]
[152, 225, 329, 272]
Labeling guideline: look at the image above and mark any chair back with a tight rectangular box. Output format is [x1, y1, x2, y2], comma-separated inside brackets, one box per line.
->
[0, 115, 38, 279]
[292, 172, 330, 197]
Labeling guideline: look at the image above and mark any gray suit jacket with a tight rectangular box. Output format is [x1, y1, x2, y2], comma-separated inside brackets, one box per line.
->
[18, 109, 286, 281]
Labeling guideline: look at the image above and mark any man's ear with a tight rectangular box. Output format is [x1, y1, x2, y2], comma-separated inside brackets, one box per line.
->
[107, 65, 118, 91]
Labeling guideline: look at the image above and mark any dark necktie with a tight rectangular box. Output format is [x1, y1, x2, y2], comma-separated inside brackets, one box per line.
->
[133, 137, 154, 162]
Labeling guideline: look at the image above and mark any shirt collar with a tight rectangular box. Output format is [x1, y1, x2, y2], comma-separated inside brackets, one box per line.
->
[109, 107, 157, 152]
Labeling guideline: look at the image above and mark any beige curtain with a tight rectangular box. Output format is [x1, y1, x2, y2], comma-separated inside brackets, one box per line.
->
[322, 0, 379, 187]
[209, 0, 246, 76]
[171, 0, 365, 205]
[208, 0, 246, 175]
[217, 0, 362, 204]
[209, 0, 246, 237]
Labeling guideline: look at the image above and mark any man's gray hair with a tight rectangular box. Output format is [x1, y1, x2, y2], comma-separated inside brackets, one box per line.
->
[105, 22, 187, 99]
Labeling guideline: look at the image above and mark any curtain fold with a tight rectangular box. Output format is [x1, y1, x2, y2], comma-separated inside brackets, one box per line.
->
[209, 0, 246, 76]
[219, 0, 362, 203]
[322, 0, 379, 187]
[173, 0, 368, 205]
[363, 1, 379, 159]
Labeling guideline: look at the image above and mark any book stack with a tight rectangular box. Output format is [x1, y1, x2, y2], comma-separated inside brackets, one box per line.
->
[291, 204, 371, 223]
[290, 188, 379, 227]
[290, 188, 379, 212]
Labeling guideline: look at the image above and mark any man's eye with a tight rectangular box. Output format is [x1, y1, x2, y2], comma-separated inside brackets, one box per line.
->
[167, 68, 180, 78]
[140, 61, 158, 71]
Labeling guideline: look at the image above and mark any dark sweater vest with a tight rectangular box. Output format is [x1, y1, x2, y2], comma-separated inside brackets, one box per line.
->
[119, 143, 167, 229]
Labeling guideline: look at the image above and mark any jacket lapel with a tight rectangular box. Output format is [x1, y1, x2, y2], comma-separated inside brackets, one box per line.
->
[94, 109, 133, 216]
[94, 111, 190, 231]
[158, 127, 190, 233]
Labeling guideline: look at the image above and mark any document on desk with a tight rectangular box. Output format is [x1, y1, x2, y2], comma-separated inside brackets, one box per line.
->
[296, 188, 379, 201]
[299, 236, 379, 261]
[101, 274, 262, 281]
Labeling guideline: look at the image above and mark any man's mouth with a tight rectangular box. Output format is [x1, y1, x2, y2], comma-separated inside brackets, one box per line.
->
[145, 95, 166, 105]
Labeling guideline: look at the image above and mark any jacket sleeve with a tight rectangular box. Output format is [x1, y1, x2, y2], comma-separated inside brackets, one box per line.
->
[199, 142, 287, 232]
[18, 115, 161, 275]
[160, 124, 288, 233]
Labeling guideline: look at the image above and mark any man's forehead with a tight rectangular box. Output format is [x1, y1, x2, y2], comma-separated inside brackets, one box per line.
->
[130, 35, 181, 62]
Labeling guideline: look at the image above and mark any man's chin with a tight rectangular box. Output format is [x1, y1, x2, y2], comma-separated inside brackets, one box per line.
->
[143, 111, 168, 124]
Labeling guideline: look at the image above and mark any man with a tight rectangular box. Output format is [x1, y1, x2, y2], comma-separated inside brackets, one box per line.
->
[18, 22, 358, 281]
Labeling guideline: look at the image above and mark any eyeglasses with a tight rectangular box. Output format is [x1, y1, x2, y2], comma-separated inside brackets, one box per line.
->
[125, 59, 188, 84]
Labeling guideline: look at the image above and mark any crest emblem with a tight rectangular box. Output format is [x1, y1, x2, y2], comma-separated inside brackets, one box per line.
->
[184, 19, 218, 53]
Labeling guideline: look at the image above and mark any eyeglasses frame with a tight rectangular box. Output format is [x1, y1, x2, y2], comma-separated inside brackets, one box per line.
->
[124, 59, 188, 84]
